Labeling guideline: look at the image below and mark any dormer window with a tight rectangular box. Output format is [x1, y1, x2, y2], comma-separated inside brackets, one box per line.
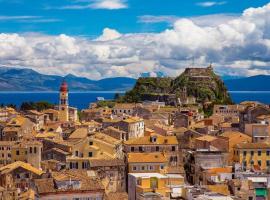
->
[150, 135, 157, 143]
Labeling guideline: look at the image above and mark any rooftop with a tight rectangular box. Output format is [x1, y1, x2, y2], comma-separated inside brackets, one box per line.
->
[196, 135, 217, 142]
[122, 116, 143, 123]
[0, 161, 43, 175]
[128, 152, 167, 163]
[124, 134, 178, 145]
[235, 142, 270, 149]
[68, 128, 88, 139]
[128, 173, 167, 178]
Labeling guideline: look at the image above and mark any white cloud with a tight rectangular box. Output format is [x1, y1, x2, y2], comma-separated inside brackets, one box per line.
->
[58, 0, 127, 10]
[90, 0, 127, 9]
[0, 16, 39, 21]
[196, 1, 227, 7]
[138, 14, 238, 27]
[0, 3, 270, 79]
[0, 15, 61, 23]
[96, 28, 122, 41]
[138, 15, 178, 24]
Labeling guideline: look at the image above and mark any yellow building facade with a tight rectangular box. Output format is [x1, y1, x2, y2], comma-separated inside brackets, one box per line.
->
[233, 143, 270, 171]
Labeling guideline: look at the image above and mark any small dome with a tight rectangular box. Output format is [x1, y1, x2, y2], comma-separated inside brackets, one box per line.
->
[60, 81, 68, 92]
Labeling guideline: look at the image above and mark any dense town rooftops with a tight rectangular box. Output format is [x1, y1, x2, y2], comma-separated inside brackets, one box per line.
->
[128, 152, 167, 163]
[124, 134, 178, 145]
[0, 161, 43, 175]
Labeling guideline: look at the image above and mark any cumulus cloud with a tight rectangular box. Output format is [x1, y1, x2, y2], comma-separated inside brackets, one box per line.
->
[0, 3, 270, 79]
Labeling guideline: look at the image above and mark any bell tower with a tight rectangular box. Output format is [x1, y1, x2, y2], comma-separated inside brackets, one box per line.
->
[59, 80, 69, 122]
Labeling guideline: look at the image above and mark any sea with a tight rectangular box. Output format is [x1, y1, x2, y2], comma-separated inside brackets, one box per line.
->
[0, 91, 270, 110]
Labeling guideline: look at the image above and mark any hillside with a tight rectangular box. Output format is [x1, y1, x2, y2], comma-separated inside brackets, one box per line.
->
[122, 66, 232, 104]
[0, 67, 136, 91]
[224, 75, 270, 91]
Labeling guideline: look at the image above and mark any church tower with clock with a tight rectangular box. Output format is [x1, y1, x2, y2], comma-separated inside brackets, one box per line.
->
[59, 80, 69, 122]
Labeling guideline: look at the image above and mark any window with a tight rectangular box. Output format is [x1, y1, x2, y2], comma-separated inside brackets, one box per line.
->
[250, 160, 254, 165]
[172, 146, 176, 151]
[149, 166, 153, 171]
[131, 147, 134, 152]
[139, 147, 143, 152]
[16, 174, 20, 179]
[156, 146, 159, 151]
[82, 162, 88, 169]
[251, 151, 254, 156]
[267, 150, 270, 156]
[141, 166, 145, 171]
[258, 160, 262, 166]
[16, 150, 19, 155]
[25, 173, 29, 178]
[132, 166, 137, 171]
[89, 141, 93, 145]
[243, 151, 247, 156]
[267, 160, 270, 166]
[75, 151, 79, 156]
[88, 152, 93, 157]
[30, 147, 32, 154]
[34, 147, 37, 154]
[258, 151, 262, 156]
[160, 165, 164, 170]
[75, 162, 78, 169]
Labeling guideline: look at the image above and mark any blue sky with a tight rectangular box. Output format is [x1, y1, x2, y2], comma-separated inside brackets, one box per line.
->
[0, 0, 269, 79]
[0, 0, 268, 36]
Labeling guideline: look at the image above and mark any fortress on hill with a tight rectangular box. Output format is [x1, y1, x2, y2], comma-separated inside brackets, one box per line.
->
[122, 65, 232, 105]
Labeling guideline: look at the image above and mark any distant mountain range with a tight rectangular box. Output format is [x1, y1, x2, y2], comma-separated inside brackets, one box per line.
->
[0, 67, 269, 91]
[0, 67, 136, 91]
[224, 75, 270, 91]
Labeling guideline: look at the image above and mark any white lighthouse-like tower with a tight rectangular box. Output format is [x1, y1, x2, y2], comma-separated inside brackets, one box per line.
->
[59, 80, 69, 122]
